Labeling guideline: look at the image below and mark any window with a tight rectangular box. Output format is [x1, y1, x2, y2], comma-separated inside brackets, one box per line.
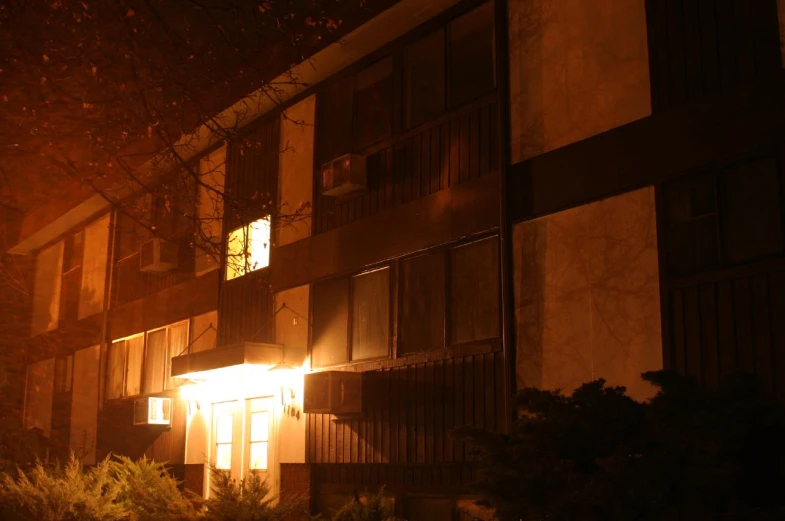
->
[399, 252, 445, 354]
[24, 359, 54, 437]
[721, 158, 783, 263]
[450, 237, 500, 344]
[351, 268, 391, 360]
[31, 241, 64, 335]
[63, 231, 84, 274]
[404, 29, 445, 129]
[225, 217, 272, 281]
[310, 237, 501, 366]
[106, 334, 144, 400]
[78, 213, 111, 319]
[54, 355, 73, 394]
[664, 173, 720, 275]
[144, 321, 189, 395]
[317, 76, 355, 165]
[214, 413, 233, 470]
[248, 410, 270, 471]
[311, 278, 350, 368]
[311, 267, 391, 367]
[354, 57, 394, 148]
[449, 2, 495, 108]
[664, 157, 785, 276]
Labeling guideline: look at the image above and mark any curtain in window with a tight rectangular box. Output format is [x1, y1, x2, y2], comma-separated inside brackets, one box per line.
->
[125, 335, 144, 396]
[351, 268, 390, 360]
[144, 329, 167, 394]
[167, 322, 189, 389]
[106, 341, 125, 400]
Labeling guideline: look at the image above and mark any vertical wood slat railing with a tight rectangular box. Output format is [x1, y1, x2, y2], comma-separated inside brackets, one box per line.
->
[305, 349, 505, 465]
[665, 258, 785, 401]
[314, 98, 498, 234]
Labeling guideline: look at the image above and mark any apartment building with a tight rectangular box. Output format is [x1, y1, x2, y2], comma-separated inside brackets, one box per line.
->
[7, 0, 785, 519]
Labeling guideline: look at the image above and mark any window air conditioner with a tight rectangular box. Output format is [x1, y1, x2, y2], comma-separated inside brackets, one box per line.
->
[320, 153, 367, 197]
[133, 397, 172, 426]
[303, 371, 362, 415]
[140, 238, 179, 272]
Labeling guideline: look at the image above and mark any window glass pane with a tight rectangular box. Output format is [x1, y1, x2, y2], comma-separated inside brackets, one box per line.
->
[312, 278, 350, 367]
[351, 268, 390, 360]
[124, 335, 144, 397]
[721, 158, 783, 263]
[354, 57, 393, 148]
[215, 444, 232, 470]
[400, 253, 445, 354]
[250, 442, 269, 470]
[250, 411, 269, 442]
[450, 237, 500, 344]
[404, 30, 445, 129]
[31, 241, 64, 336]
[106, 341, 125, 400]
[144, 330, 167, 394]
[225, 225, 248, 281]
[166, 322, 189, 389]
[54, 355, 73, 393]
[665, 174, 719, 275]
[216, 414, 233, 443]
[248, 217, 272, 272]
[316, 76, 355, 165]
[449, 2, 495, 108]
[24, 359, 55, 437]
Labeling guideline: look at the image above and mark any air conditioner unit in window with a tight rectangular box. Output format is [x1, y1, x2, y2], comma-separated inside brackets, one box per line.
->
[133, 397, 172, 426]
[140, 238, 179, 272]
[303, 371, 362, 415]
[320, 153, 367, 197]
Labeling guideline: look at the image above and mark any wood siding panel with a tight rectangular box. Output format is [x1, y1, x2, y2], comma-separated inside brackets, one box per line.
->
[314, 100, 498, 235]
[305, 348, 503, 465]
[665, 261, 785, 393]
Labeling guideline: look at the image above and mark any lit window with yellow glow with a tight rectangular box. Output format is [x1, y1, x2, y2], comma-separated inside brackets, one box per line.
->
[225, 217, 271, 281]
[214, 413, 233, 470]
[249, 411, 269, 470]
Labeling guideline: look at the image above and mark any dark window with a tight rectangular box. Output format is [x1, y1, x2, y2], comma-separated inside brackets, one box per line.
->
[354, 57, 394, 149]
[399, 252, 445, 354]
[351, 267, 390, 360]
[449, 2, 495, 108]
[664, 173, 720, 275]
[404, 30, 445, 129]
[316, 76, 355, 164]
[62, 230, 84, 273]
[721, 158, 783, 263]
[311, 278, 350, 367]
[450, 237, 500, 344]
[54, 355, 73, 394]
[144, 329, 167, 394]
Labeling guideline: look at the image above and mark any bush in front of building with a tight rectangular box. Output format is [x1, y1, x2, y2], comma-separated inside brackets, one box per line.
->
[203, 465, 311, 521]
[329, 488, 402, 521]
[457, 370, 785, 521]
[0, 454, 126, 521]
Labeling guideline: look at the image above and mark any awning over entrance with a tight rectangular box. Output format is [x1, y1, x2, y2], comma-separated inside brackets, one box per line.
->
[171, 342, 285, 381]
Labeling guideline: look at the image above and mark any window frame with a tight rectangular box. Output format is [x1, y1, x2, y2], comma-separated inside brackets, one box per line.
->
[309, 234, 502, 368]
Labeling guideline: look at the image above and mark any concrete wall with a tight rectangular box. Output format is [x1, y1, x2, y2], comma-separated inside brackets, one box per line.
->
[508, 0, 651, 164]
[513, 187, 662, 401]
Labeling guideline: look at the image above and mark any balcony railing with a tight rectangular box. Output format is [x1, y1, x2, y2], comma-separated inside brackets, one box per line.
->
[314, 96, 498, 234]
